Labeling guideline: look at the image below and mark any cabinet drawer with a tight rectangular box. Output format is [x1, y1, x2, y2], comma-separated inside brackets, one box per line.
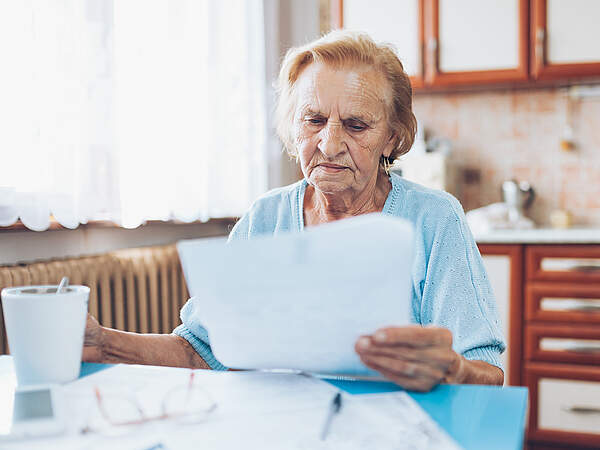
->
[525, 324, 600, 366]
[526, 245, 600, 283]
[526, 283, 600, 324]
[525, 363, 600, 447]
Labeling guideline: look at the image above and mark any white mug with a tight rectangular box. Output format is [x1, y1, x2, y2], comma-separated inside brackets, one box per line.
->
[1, 285, 89, 385]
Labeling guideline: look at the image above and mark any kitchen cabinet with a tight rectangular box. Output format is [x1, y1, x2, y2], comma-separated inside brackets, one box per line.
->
[524, 245, 600, 449]
[526, 364, 600, 448]
[424, 0, 529, 86]
[531, 0, 600, 81]
[479, 241, 600, 449]
[331, 0, 425, 88]
[479, 243, 600, 449]
[331, 0, 600, 90]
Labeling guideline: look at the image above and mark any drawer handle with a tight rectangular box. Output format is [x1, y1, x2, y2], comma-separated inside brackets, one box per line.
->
[563, 345, 600, 354]
[572, 265, 600, 273]
[541, 258, 600, 272]
[541, 299, 600, 313]
[568, 305, 600, 312]
[567, 304, 600, 312]
[562, 405, 600, 414]
[540, 339, 600, 353]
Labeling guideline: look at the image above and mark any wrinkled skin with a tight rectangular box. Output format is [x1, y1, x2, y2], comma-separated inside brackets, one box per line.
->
[293, 62, 395, 223]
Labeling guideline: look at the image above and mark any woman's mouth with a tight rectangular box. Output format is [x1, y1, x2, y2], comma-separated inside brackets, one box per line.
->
[317, 163, 347, 173]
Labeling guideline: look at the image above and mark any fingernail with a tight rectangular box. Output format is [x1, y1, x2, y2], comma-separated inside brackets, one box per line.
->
[374, 331, 387, 342]
[358, 337, 370, 349]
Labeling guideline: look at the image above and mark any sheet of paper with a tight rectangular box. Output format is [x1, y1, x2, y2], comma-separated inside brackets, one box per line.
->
[140, 367, 460, 450]
[74, 365, 461, 450]
[164, 392, 463, 450]
[177, 213, 415, 376]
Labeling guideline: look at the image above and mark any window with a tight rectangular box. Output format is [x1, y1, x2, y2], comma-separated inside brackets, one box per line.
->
[0, 0, 267, 230]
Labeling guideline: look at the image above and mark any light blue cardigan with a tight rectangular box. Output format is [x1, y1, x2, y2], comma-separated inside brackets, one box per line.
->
[174, 173, 506, 372]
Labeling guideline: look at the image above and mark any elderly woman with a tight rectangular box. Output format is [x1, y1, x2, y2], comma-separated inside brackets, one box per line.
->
[84, 31, 505, 391]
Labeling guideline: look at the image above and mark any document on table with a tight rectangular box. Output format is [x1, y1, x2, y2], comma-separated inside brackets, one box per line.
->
[165, 391, 463, 450]
[177, 213, 415, 376]
[65, 364, 462, 450]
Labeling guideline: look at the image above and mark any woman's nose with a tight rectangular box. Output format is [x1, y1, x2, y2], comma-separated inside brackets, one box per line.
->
[318, 122, 346, 158]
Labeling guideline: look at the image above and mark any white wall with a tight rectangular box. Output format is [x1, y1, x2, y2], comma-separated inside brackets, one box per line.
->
[0, 1, 321, 266]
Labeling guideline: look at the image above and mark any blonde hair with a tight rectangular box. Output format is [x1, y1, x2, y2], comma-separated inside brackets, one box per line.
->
[275, 30, 417, 163]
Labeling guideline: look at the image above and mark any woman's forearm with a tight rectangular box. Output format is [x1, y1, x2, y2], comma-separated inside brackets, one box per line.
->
[99, 327, 211, 369]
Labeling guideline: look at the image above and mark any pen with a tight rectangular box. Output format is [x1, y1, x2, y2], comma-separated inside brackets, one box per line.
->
[320, 392, 343, 440]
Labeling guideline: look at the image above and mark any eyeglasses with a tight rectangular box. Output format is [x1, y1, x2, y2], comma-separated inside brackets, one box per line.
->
[81, 370, 217, 436]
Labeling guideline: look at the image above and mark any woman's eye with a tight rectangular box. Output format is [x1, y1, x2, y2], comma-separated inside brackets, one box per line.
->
[346, 121, 366, 131]
[307, 118, 324, 125]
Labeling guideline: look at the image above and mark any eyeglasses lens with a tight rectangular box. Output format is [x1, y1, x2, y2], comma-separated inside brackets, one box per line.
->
[164, 386, 216, 423]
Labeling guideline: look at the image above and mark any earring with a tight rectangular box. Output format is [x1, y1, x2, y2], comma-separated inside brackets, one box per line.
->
[382, 156, 392, 175]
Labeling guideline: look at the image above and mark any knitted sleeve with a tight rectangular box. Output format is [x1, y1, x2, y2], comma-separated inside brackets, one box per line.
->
[418, 195, 506, 371]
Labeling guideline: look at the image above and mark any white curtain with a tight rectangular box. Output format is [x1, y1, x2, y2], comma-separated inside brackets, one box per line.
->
[0, 0, 267, 231]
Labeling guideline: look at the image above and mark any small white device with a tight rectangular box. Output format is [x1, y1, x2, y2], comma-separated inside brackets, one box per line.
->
[0, 384, 66, 441]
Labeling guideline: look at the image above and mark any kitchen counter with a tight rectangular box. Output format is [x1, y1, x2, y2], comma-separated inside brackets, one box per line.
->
[473, 228, 600, 244]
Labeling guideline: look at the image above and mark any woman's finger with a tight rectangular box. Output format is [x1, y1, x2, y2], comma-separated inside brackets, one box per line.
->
[360, 354, 446, 382]
[371, 326, 453, 348]
[356, 342, 455, 370]
[360, 358, 440, 392]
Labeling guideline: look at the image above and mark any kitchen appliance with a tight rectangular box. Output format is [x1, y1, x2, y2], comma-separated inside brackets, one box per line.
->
[392, 131, 457, 196]
[502, 180, 535, 223]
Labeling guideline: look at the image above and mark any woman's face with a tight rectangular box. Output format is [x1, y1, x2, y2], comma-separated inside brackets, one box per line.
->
[292, 62, 396, 195]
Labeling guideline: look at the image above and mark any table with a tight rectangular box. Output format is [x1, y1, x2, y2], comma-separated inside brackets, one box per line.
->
[2, 357, 528, 450]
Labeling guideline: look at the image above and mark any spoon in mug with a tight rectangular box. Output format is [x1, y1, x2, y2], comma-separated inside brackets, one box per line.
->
[57, 276, 69, 293]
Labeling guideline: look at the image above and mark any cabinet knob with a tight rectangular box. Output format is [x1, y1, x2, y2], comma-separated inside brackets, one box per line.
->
[427, 38, 438, 52]
[535, 28, 545, 67]
[427, 38, 438, 72]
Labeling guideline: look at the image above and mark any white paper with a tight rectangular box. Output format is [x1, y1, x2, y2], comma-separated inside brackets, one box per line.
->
[73, 365, 461, 450]
[165, 392, 463, 450]
[177, 213, 415, 376]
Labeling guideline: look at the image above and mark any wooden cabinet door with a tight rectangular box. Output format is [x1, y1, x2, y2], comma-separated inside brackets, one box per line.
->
[424, 0, 529, 86]
[526, 245, 600, 283]
[479, 244, 524, 386]
[525, 363, 600, 448]
[531, 0, 600, 80]
[331, 0, 425, 88]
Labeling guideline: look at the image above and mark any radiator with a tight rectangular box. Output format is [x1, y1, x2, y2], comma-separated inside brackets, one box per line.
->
[0, 244, 189, 355]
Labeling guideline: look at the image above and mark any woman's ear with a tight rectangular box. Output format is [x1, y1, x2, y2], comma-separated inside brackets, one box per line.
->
[383, 132, 400, 158]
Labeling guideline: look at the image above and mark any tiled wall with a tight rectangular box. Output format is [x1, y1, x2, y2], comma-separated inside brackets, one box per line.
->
[413, 88, 600, 226]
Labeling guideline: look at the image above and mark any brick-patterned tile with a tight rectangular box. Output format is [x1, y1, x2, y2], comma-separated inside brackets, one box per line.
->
[413, 87, 600, 226]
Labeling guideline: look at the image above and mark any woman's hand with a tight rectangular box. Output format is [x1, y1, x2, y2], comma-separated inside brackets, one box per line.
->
[355, 325, 465, 392]
[82, 313, 105, 363]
